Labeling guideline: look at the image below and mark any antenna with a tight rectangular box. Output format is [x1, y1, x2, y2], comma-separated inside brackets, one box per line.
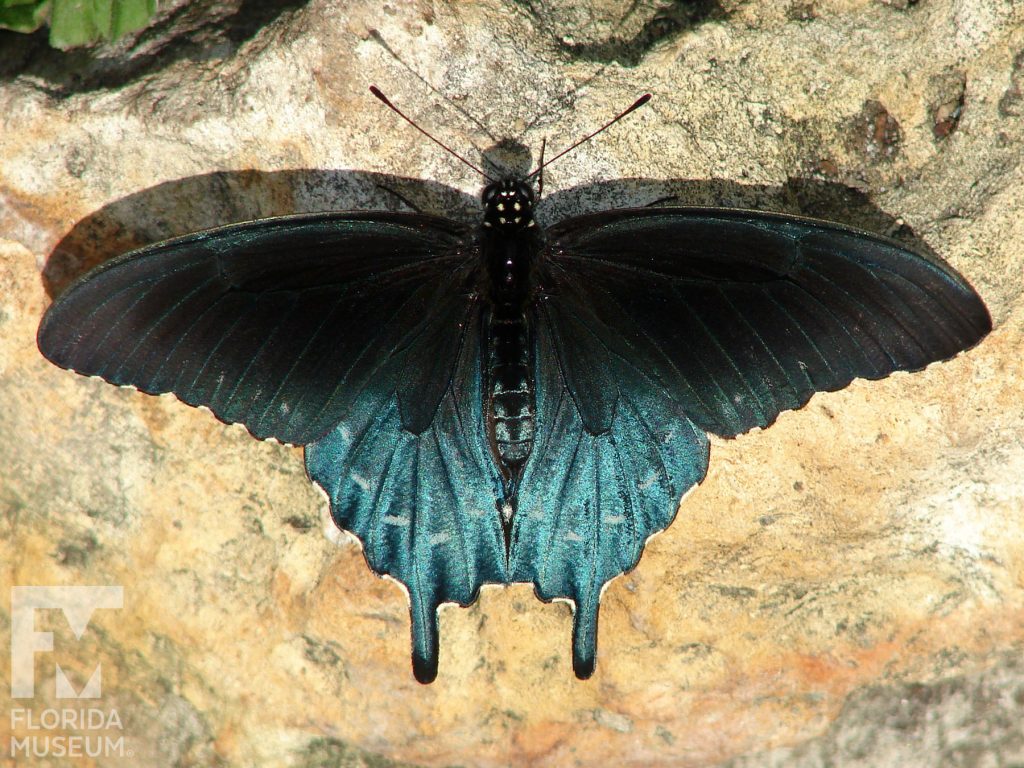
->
[537, 137, 546, 199]
[370, 86, 495, 181]
[526, 94, 652, 180]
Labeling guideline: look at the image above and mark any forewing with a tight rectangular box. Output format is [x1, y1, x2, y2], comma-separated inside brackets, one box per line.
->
[510, 303, 709, 678]
[38, 212, 476, 445]
[305, 306, 506, 683]
[544, 208, 991, 438]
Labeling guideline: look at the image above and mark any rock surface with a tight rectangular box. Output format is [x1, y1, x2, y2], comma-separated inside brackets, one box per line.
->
[1, 0, 1022, 766]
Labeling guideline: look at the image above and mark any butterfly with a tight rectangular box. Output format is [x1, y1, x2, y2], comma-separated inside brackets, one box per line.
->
[36, 89, 991, 683]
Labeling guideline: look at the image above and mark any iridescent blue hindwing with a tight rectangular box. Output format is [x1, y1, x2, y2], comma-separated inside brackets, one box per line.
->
[305, 306, 507, 683]
[511, 306, 710, 678]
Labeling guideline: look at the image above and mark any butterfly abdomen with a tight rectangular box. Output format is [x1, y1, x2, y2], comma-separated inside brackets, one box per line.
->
[485, 305, 536, 473]
[480, 196, 541, 493]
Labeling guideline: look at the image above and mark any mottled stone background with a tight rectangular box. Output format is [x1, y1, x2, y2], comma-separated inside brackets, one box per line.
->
[1, 1, 1022, 766]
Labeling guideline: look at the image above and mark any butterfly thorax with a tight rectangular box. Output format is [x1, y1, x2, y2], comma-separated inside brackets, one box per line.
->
[480, 179, 540, 539]
[481, 178, 536, 235]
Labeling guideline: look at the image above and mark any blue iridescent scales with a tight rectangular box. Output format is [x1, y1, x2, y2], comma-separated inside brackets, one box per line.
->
[37, 146, 990, 683]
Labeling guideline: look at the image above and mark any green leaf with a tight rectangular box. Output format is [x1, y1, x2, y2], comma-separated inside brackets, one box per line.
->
[49, 0, 157, 49]
[0, 0, 50, 34]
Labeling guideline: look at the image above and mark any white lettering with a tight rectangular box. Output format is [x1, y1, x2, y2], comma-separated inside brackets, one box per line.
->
[9, 734, 127, 758]
[9, 707, 125, 730]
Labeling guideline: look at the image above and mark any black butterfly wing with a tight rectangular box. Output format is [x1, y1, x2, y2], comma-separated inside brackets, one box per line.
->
[541, 208, 990, 437]
[38, 212, 508, 681]
[513, 207, 990, 677]
[38, 212, 481, 444]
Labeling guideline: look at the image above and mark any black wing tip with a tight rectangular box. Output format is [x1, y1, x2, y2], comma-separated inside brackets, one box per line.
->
[573, 654, 596, 680]
[412, 652, 439, 684]
[972, 297, 994, 338]
[571, 605, 598, 680]
[922, 287, 992, 361]
[411, 600, 441, 684]
[37, 301, 69, 364]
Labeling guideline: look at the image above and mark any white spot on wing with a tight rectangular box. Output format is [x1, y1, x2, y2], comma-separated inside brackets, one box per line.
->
[565, 530, 583, 542]
[429, 532, 450, 546]
[350, 472, 371, 491]
[383, 515, 409, 527]
[638, 471, 660, 490]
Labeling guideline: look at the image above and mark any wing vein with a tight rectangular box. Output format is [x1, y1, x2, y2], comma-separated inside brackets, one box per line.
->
[803, 264, 900, 368]
[252, 293, 348, 432]
[716, 284, 793, 412]
[538, 400, 586, 588]
[764, 290, 837, 384]
[282, 275, 443, 432]
[608, 429, 640, 563]
[177, 295, 252, 398]
[52, 258, 200, 363]
[672, 283, 766, 423]
[579, 275, 721, 418]
[784, 277, 879, 377]
[218, 296, 298, 413]
[365, 425, 403, 569]
[147, 278, 225, 387]
[431, 419, 476, 599]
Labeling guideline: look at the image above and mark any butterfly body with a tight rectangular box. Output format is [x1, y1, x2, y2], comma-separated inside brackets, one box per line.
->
[38, 175, 991, 684]
[480, 179, 542, 542]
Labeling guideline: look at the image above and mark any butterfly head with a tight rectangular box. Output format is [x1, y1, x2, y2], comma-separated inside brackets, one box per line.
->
[482, 179, 536, 234]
